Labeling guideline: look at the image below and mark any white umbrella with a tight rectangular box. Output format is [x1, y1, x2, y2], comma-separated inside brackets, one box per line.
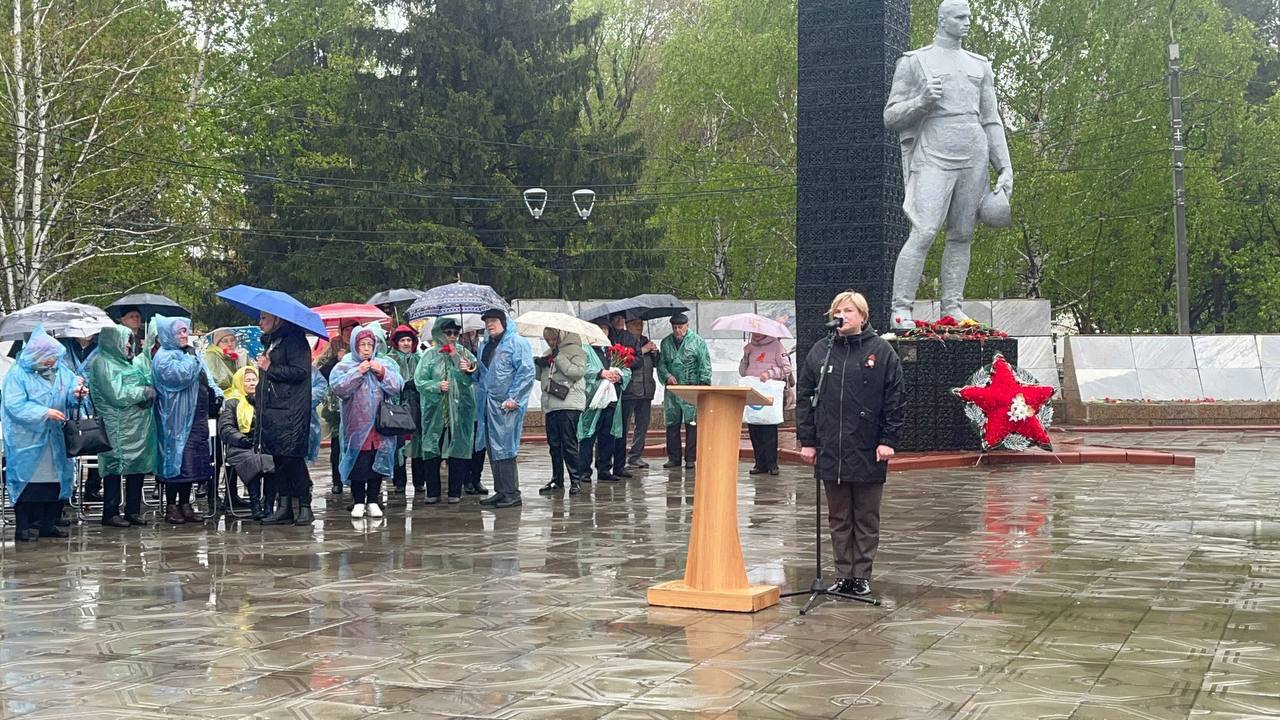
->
[0, 300, 115, 341]
[411, 313, 486, 334]
[516, 311, 611, 347]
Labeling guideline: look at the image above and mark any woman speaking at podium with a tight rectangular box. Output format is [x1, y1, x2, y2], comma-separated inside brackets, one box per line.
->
[796, 291, 904, 598]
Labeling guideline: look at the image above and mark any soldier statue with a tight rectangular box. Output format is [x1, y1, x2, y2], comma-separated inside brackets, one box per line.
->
[884, 0, 1014, 330]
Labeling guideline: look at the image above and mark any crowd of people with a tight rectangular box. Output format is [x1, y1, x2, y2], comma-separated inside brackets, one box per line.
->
[2, 299, 832, 547]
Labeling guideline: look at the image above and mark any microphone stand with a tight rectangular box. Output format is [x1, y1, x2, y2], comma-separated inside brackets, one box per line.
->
[781, 324, 881, 613]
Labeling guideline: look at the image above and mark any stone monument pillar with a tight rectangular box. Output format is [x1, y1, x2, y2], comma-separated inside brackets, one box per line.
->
[795, 0, 911, 358]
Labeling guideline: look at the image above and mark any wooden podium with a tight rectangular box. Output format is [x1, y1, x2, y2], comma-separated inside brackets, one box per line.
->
[647, 386, 781, 613]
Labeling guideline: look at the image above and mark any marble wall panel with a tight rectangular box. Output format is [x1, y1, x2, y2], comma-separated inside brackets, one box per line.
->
[755, 301, 797, 336]
[697, 301, 757, 339]
[1199, 368, 1267, 400]
[1068, 337, 1136, 369]
[992, 299, 1052, 337]
[1257, 336, 1280, 368]
[1131, 336, 1197, 369]
[1016, 336, 1054, 369]
[1074, 369, 1142, 401]
[957, 300, 993, 326]
[910, 301, 939, 324]
[707, 339, 747, 368]
[1026, 366, 1061, 390]
[644, 318, 674, 343]
[1193, 336, 1260, 369]
[1136, 369, 1205, 401]
[513, 299, 578, 318]
[1264, 368, 1280, 401]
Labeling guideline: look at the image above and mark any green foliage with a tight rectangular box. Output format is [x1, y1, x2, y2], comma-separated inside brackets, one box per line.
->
[636, 0, 797, 299]
[909, 0, 1279, 333]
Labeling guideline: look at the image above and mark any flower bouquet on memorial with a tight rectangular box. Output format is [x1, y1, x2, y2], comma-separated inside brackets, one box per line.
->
[607, 343, 636, 369]
[899, 315, 1009, 342]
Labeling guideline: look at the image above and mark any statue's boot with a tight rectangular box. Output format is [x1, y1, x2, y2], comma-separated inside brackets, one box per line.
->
[940, 237, 974, 324]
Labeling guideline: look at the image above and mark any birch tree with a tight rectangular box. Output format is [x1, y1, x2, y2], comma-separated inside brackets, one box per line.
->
[0, 0, 218, 312]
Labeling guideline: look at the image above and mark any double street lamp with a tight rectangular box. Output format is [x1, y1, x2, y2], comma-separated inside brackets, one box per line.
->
[523, 187, 595, 299]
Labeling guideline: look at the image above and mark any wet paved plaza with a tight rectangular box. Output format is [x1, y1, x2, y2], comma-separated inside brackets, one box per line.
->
[1, 430, 1279, 719]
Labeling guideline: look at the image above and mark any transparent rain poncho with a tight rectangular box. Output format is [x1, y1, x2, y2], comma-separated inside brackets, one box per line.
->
[329, 323, 404, 482]
[2, 325, 79, 501]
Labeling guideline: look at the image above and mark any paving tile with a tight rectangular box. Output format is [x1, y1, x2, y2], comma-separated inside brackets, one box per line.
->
[0, 433, 1276, 718]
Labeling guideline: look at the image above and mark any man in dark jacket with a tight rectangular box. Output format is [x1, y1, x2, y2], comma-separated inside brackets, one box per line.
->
[255, 312, 315, 525]
[606, 312, 645, 478]
[622, 315, 658, 469]
[796, 291, 904, 598]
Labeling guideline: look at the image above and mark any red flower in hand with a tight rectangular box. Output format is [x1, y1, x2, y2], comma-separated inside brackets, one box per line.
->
[608, 343, 635, 368]
[756, 352, 766, 362]
[440, 344, 454, 355]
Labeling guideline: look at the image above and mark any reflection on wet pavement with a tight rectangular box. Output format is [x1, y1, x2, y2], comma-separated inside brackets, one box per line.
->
[1, 430, 1277, 719]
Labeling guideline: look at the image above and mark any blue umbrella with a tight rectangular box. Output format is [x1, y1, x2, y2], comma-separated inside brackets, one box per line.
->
[216, 285, 328, 337]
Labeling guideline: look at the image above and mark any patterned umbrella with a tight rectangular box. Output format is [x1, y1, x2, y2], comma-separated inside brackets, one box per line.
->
[0, 301, 115, 341]
[406, 281, 509, 322]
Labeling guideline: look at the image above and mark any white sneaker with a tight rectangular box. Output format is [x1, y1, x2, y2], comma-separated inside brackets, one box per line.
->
[351, 503, 366, 518]
[367, 502, 383, 518]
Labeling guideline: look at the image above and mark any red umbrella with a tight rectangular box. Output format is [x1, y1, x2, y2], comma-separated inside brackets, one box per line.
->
[311, 303, 391, 339]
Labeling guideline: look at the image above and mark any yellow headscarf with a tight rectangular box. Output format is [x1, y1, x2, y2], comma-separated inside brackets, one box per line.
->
[225, 366, 258, 434]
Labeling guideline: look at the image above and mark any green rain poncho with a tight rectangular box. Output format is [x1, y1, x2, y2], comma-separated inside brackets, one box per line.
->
[656, 329, 712, 425]
[203, 328, 245, 391]
[413, 317, 477, 460]
[577, 345, 631, 440]
[87, 325, 158, 476]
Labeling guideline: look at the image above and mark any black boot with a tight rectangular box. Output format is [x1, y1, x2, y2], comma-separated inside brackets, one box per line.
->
[248, 484, 264, 521]
[569, 480, 582, 496]
[262, 496, 295, 525]
[294, 495, 314, 525]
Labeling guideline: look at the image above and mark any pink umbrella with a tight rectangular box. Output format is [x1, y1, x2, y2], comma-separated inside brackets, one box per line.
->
[709, 313, 793, 339]
[312, 303, 391, 339]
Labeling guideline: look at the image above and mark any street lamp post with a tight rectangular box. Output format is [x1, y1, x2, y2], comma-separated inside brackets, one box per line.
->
[523, 188, 595, 299]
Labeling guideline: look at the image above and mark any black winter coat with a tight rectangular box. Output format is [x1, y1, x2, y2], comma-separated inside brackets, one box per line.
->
[256, 323, 312, 458]
[796, 327, 904, 484]
[218, 398, 258, 469]
[624, 333, 659, 401]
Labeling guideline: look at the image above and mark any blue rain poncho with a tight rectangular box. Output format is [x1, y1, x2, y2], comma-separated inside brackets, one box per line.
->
[329, 323, 404, 483]
[2, 325, 80, 502]
[61, 337, 99, 416]
[151, 316, 204, 479]
[307, 367, 328, 463]
[473, 325, 535, 462]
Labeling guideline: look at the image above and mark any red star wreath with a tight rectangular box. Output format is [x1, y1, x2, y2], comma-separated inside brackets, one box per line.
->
[953, 353, 1056, 451]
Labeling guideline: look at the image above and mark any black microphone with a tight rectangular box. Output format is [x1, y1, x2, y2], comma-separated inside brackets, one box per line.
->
[824, 317, 844, 331]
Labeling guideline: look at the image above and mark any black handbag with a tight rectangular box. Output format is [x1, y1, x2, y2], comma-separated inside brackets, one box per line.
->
[236, 453, 275, 482]
[375, 400, 417, 435]
[63, 401, 113, 457]
[547, 378, 571, 401]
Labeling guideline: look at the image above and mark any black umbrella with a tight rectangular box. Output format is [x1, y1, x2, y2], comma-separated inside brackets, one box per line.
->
[580, 299, 636, 324]
[623, 294, 689, 321]
[366, 288, 425, 306]
[581, 294, 690, 323]
[106, 292, 190, 322]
